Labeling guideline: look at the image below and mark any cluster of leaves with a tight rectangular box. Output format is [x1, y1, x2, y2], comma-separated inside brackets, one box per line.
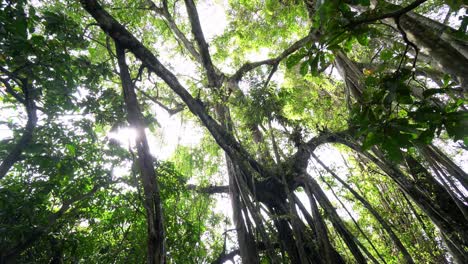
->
[0, 0, 111, 114]
[1, 141, 222, 263]
[0, 119, 114, 262]
[350, 69, 467, 161]
[280, 0, 468, 161]
[286, 43, 336, 77]
[214, 0, 308, 65]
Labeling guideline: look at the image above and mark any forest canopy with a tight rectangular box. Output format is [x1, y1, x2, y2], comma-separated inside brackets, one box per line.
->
[0, 0, 467, 263]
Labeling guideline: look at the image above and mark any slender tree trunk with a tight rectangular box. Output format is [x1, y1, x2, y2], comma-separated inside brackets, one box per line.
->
[215, 102, 261, 263]
[226, 157, 260, 264]
[312, 154, 415, 264]
[362, 146, 468, 263]
[116, 44, 165, 264]
[301, 187, 346, 264]
[303, 175, 367, 264]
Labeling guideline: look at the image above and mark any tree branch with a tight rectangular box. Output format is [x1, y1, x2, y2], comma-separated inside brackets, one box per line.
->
[287, 130, 349, 173]
[138, 88, 185, 116]
[79, 0, 264, 177]
[186, 184, 229, 194]
[0, 78, 25, 104]
[0, 78, 38, 180]
[347, 0, 428, 28]
[183, 0, 221, 87]
[147, 0, 202, 63]
[230, 32, 317, 82]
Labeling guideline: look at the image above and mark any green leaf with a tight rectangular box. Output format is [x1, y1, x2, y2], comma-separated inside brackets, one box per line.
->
[286, 53, 305, 69]
[396, 94, 413, 104]
[382, 139, 403, 162]
[356, 33, 369, 46]
[13, 17, 28, 40]
[458, 15, 468, 34]
[343, 37, 354, 52]
[362, 131, 379, 150]
[66, 144, 76, 156]
[358, 0, 371, 6]
[300, 61, 309, 76]
[410, 107, 442, 123]
[30, 35, 45, 45]
[326, 32, 348, 48]
[309, 55, 320, 76]
[379, 49, 393, 61]
[445, 0, 463, 10]
[393, 132, 413, 148]
[383, 91, 395, 106]
[442, 74, 451, 86]
[417, 128, 435, 144]
[28, 143, 44, 153]
[444, 117, 468, 141]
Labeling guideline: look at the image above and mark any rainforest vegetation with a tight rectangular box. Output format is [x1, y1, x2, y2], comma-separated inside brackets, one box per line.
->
[0, 0, 467, 263]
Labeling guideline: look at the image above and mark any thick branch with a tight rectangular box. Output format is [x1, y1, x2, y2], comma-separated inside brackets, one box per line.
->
[347, 0, 428, 28]
[183, 0, 220, 87]
[147, 0, 202, 63]
[0, 79, 37, 180]
[289, 130, 349, 172]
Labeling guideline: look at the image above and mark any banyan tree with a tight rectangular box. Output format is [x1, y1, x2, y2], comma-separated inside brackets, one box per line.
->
[0, 0, 467, 263]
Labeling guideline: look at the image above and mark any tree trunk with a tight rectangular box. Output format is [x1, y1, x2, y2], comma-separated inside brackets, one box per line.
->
[226, 156, 260, 264]
[116, 44, 165, 264]
[303, 175, 367, 264]
[394, 6, 468, 90]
